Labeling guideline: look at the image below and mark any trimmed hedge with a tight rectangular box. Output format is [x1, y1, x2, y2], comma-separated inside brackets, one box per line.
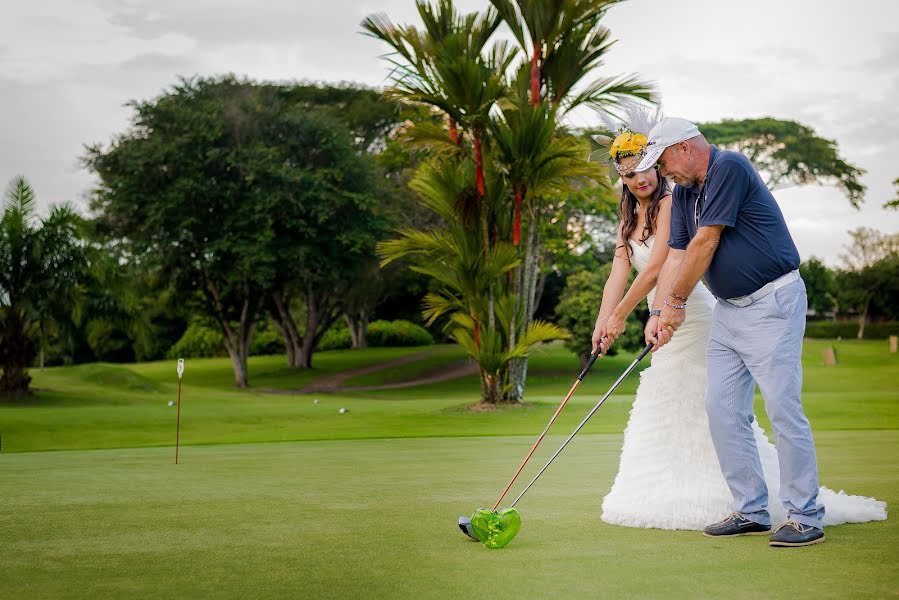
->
[318, 320, 434, 350]
[804, 320, 899, 340]
[167, 320, 285, 358]
[367, 319, 434, 347]
[167, 321, 226, 359]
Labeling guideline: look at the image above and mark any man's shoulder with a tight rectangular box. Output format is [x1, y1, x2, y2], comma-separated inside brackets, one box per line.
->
[713, 149, 756, 176]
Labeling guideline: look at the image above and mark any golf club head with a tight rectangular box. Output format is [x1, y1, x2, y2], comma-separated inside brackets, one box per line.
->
[458, 516, 479, 541]
[470, 508, 521, 549]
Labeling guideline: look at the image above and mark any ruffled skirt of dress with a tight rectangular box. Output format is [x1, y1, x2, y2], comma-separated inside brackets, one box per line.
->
[600, 303, 886, 529]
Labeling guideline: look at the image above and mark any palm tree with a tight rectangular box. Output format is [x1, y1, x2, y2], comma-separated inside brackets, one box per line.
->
[0, 176, 85, 396]
[379, 160, 566, 402]
[488, 0, 653, 401]
[365, 0, 654, 403]
[363, 0, 516, 199]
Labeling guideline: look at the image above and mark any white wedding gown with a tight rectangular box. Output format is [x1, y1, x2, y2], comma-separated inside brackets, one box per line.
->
[600, 236, 887, 530]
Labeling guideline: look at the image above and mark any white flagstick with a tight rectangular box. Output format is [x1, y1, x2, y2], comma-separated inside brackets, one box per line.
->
[175, 358, 184, 464]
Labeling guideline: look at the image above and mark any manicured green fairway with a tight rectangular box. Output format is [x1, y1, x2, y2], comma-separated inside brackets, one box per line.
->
[1, 340, 897, 598]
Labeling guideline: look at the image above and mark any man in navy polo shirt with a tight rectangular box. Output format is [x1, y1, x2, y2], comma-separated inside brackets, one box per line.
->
[637, 117, 825, 547]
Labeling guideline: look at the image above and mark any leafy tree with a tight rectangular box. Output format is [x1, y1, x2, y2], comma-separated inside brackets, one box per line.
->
[0, 176, 85, 396]
[364, 0, 649, 403]
[259, 103, 384, 368]
[884, 178, 899, 210]
[555, 263, 646, 365]
[700, 118, 866, 207]
[277, 84, 436, 349]
[799, 257, 836, 316]
[836, 227, 899, 338]
[839, 227, 899, 271]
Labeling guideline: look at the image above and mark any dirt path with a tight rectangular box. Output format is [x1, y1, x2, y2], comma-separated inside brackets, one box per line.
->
[260, 350, 478, 395]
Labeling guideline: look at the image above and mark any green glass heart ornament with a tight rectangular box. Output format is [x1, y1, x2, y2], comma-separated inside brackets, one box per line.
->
[470, 508, 521, 549]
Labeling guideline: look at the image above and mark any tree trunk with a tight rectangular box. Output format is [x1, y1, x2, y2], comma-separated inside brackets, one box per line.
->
[507, 208, 541, 403]
[269, 291, 304, 367]
[205, 279, 258, 387]
[473, 132, 485, 197]
[857, 294, 871, 339]
[481, 371, 502, 404]
[0, 308, 33, 397]
[220, 316, 255, 388]
[297, 289, 343, 368]
[345, 313, 369, 349]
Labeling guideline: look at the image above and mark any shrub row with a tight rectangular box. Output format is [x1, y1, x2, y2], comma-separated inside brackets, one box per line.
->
[169, 319, 433, 358]
[318, 320, 433, 351]
[804, 320, 899, 340]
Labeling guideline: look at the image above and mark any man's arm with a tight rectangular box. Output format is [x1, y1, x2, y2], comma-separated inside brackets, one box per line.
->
[654, 225, 724, 349]
[668, 225, 723, 301]
[644, 247, 684, 351]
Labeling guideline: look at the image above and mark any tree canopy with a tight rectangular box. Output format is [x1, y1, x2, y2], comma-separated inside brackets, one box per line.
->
[700, 117, 866, 207]
[86, 76, 384, 385]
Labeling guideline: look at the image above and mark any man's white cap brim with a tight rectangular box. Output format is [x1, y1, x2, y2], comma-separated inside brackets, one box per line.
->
[636, 144, 665, 172]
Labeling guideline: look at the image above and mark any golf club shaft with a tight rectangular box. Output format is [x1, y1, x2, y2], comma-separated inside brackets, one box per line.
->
[508, 343, 653, 509]
[490, 346, 603, 512]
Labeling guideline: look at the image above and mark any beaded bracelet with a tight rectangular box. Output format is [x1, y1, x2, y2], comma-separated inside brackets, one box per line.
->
[664, 299, 687, 310]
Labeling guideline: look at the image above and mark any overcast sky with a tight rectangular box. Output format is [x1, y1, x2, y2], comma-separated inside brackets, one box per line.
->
[2, 0, 897, 265]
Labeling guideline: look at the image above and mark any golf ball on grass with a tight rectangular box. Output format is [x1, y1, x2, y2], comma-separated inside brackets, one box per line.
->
[339, 407, 349, 414]
[168, 401, 175, 407]
[313, 399, 320, 404]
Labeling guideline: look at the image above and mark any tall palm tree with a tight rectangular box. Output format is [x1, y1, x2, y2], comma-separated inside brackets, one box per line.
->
[0, 176, 85, 396]
[365, 0, 654, 403]
[379, 159, 566, 402]
[488, 0, 653, 401]
[363, 0, 516, 198]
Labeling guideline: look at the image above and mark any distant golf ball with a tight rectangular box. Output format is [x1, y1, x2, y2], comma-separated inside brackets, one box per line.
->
[339, 407, 348, 414]
[313, 399, 320, 404]
[168, 401, 175, 407]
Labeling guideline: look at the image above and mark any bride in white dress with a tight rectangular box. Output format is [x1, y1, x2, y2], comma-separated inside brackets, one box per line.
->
[591, 109, 886, 530]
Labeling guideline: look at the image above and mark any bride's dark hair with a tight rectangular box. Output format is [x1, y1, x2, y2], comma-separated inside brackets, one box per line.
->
[617, 168, 669, 257]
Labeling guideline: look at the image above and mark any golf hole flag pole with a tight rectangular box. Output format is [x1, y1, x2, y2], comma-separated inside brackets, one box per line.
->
[175, 358, 184, 464]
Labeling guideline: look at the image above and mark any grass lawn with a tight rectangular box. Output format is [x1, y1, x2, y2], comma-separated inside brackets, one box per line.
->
[1, 339, 896, 598]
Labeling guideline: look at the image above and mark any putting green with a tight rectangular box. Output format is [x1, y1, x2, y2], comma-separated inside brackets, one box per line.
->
[1, 339, 896, 597]
[1, 432, 896, 599]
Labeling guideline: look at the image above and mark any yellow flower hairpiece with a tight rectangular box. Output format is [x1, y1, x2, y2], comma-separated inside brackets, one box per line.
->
[609, 131, 647, 160]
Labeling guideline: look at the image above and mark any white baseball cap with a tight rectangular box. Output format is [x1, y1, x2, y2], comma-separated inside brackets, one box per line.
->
[635, 117, 701, 172]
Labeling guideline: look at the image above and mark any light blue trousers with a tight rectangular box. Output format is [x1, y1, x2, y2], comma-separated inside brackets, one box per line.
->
[706, 278, 825, 529]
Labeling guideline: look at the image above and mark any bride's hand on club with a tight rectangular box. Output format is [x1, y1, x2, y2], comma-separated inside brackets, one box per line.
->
[592, 318, 609, 355]
[604, 311, 626, 343]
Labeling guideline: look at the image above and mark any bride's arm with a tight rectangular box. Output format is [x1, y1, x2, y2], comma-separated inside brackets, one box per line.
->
[591, 225, 630, 353]
[602, 196, 673, 345]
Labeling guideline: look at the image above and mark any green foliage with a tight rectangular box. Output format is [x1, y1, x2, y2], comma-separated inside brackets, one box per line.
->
[834, 228, 899, 337]
[367, 320, 435, 347]
[885, 178, 899, 210]
[318, 320, 435, 351]
[804, 321, 899, 340]
[700, 117, 866, 207]
[0, 176, 87, 394]
[555, 263, 646, 359]
[250, 322, 286, 356]
[167, 318, 287, 358]
[365, 0, 652, 403]
[800, 257, 836, 315]
[167, 320, 226, 359]
[318, 326, 354, 351]
[86, 77, 388, 382]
